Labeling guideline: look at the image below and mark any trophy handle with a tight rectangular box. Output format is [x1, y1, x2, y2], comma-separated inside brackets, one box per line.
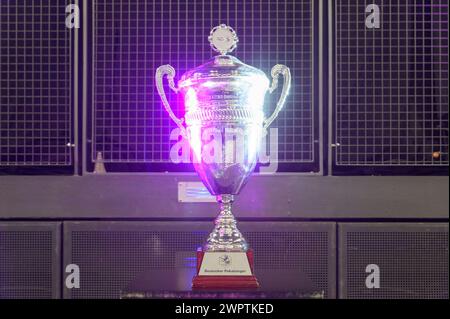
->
[155, 64, 188, 138]
[263, 64, 291, 132]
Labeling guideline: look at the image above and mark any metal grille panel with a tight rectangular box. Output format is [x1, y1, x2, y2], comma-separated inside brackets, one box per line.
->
[64, 222, 335, 299]
[0, 223, 60, 299]
[242, 223, 335, 298]
[69, 231, 207, 299]
[0, 1, 72, 166]
[339, 223, 449, 299]
[65, 222, 209, 299]
[334, 1, 449, 166]
[92, 0, 315, 165]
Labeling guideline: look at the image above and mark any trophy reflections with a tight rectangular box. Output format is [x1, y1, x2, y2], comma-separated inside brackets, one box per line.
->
[156, 24, 291, 289]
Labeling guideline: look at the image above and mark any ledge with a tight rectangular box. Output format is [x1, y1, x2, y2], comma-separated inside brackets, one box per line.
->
[0, 175, 448, 219]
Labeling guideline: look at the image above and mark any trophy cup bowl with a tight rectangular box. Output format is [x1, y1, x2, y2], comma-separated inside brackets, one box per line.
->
[156, 24, 291, 289]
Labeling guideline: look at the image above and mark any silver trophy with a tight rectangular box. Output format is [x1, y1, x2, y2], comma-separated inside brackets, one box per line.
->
[156, 24, 290, 288]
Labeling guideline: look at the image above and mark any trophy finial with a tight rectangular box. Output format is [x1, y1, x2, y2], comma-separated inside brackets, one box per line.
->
[208, 24, 239, 55]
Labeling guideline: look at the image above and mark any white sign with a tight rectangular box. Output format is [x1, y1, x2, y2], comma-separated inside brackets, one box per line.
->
[199, 252, 252, 276]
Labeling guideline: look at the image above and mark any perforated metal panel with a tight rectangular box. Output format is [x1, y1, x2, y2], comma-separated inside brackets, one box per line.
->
[334, 1, 449, 167]
[0, 1, 73, 166]
[91, 0, 316, 169]
[64, 222, 209, 299]
[240, 222, 336, 298]
[0, 222, 61, 299]
[64, 221, 336, 299]
[339, 223, 449, 299]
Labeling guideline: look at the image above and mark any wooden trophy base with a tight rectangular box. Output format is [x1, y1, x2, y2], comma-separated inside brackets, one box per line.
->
[192, 250, 260, 289]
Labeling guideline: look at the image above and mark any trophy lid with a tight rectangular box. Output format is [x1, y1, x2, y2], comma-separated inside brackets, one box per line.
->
[178, 24, 269, 88]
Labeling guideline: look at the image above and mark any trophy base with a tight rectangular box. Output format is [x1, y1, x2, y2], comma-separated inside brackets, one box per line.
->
[192, 250, 260, 289]
[192, 275, 260, 289]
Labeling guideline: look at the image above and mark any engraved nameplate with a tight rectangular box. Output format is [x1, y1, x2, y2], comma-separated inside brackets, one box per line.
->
[199, 252, 252, 276]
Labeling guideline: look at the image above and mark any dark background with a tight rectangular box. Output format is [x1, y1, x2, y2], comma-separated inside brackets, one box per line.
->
[0, 0, 448, 300]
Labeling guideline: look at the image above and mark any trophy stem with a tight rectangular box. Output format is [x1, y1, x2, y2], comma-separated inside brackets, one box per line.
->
[204, 194, 249, 252]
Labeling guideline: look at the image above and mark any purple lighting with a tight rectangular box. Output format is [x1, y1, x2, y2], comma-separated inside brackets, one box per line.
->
[92, 0, 314, 172]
